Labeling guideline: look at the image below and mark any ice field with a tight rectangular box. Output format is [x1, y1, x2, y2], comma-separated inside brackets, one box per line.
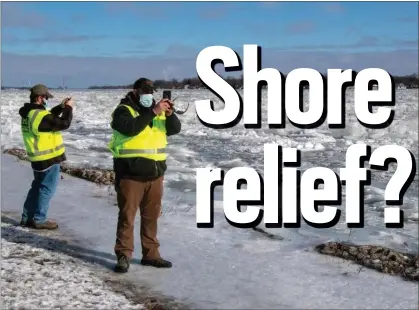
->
[1, 88, 418, 308]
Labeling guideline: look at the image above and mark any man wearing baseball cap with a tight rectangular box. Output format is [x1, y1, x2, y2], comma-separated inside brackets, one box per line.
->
[19, 84, 74, 230]
[108, 77, 181, 273]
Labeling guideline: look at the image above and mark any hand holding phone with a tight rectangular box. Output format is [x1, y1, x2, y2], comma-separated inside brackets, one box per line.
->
[65, 97, 73, 107]
[153, 99, 171, 115]
[162, 90, 176, 111]
[60, 97, 70, 106]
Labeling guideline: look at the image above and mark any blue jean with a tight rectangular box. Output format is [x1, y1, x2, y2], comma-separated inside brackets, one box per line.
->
[21, 164, 61, 224]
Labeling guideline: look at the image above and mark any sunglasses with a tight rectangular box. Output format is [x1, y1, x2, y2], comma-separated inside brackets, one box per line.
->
[139, 85, 155, 94]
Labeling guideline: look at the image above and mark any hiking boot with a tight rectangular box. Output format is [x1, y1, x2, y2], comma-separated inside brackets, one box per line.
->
[114, 255, 130, 273]
[141, 257, 172, 268]
[32, 220, 58, 230]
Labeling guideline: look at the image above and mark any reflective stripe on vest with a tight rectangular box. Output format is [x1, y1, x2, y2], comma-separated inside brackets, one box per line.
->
[118, 148, 166, 155]
[108, 104, 167, 160]
[26, 144, 65, 157]
[22, 109, 65, 162]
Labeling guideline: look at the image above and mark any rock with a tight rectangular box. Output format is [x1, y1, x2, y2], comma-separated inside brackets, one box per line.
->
[348, 246, 357, 255]
[374, 262, 383, 271]
[315, 241, 418, 282]
[3, 148, 115, 186]
[357, 253, 365, 261]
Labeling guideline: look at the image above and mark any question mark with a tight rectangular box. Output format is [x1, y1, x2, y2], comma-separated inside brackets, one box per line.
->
[369, 145, 416, 228]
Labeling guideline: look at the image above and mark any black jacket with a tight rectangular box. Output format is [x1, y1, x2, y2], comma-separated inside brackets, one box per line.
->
[111, 91, 181, 181]
[19, 102, 73, 171]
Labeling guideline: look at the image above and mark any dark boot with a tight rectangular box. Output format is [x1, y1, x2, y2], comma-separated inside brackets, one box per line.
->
[32, 220, 58, 230]
[20, 219, 35, 228]
[114, 255, 130, 273]
[141, 257, 172, 268]
[20, 219, 30, 227]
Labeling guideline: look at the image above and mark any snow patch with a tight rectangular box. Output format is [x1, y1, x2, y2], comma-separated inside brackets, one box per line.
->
[1, 222, 144, 310]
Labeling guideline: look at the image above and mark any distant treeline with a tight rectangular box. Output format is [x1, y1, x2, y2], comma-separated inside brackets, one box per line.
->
[2, 73, 418, 90]
[1, 86, 68, 90]
[88, 73, 419, 90]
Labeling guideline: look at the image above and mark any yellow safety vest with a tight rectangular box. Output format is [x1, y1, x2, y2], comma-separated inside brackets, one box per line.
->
[108, 104, 168, 161]
[21, 109, 65, 162]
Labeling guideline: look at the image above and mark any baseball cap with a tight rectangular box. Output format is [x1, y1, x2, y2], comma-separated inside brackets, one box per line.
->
[133, 78, 157, 94]
[30, 84, 54, 99]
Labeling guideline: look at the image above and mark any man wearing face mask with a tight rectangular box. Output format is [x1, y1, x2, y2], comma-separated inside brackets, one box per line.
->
[109, 78, 181, 273]
[19, 84, 74, 230]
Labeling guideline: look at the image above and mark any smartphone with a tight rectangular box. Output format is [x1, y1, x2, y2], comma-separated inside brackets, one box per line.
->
[162, 90, 171, 101]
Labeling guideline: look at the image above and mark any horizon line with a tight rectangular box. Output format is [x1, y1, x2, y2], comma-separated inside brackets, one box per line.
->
[2, 72, 418, 90]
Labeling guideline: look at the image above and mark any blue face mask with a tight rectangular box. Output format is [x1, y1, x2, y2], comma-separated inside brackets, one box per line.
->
[139, 94, 153, 108]
[43, 99, 48, 107]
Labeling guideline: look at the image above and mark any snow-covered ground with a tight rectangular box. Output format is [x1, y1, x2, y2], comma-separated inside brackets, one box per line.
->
[1, 88, 418, 308]
[1, 220, 144, 309]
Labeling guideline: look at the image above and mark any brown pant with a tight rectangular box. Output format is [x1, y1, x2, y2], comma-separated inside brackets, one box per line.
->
[114, 177, 163, 259]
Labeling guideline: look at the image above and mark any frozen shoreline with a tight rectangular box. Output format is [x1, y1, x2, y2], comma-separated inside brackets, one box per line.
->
[1, 213, 188, 310]
[1, 219, 145, 309]
[1, 153, 418, 309]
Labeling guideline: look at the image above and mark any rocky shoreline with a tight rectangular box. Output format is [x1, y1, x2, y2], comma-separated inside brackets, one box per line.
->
[4, 147, 419, 283]
[3, 148, 115, 185]
[316, 242, 419, 282]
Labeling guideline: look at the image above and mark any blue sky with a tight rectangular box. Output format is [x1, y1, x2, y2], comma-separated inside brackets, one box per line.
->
[2, 1, 418, 88]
